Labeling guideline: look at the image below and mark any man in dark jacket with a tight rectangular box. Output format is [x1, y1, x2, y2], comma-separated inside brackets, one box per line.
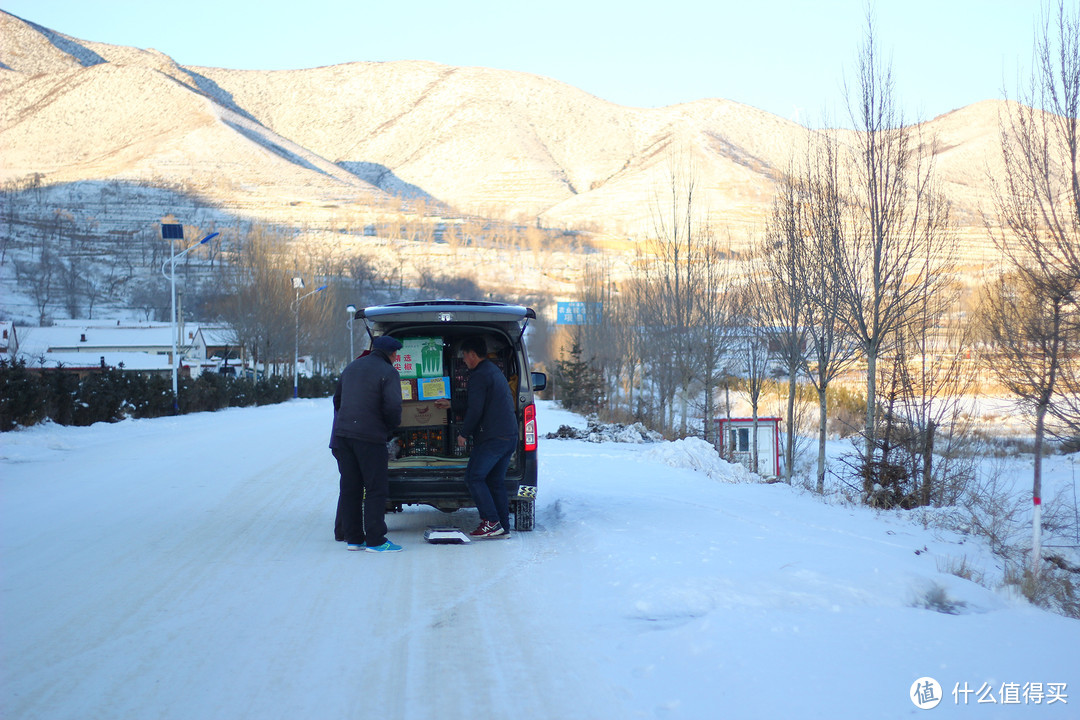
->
[331, 335, 404, 552]
[443, 335, 517, 539]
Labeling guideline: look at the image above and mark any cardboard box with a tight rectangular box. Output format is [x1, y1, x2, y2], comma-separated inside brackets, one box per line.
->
[399, 400, 448, 428]
[418, 376, 450, 400]
[400, 379, 418, 401]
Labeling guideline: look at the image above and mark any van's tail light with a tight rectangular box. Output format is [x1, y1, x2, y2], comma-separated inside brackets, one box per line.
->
[523, 403, 537, 451]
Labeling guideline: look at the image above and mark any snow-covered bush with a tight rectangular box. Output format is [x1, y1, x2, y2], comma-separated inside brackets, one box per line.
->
[545, 421, 663, 444]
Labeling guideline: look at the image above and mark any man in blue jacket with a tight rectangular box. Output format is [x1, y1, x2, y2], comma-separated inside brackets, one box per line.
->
[443, 336, 517, 539]
[332, 335, 404, 553]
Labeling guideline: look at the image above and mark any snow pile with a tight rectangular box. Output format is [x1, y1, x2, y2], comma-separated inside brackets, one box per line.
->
[544, 418, 755, 483]
[644, 436, 757, 484]
[545, 420, 664, 443]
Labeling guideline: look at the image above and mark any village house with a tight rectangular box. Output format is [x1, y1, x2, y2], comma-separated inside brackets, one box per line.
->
[13, 320, 213, 377]
[10, 320, 322, 380]
[0, 321, 17, 359]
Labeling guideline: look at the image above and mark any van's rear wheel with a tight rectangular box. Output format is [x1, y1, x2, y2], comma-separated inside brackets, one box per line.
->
[512, 499, 535, 531]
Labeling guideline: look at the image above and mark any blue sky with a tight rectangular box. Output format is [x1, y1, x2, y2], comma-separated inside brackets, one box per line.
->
[2, 0, 1042, 126]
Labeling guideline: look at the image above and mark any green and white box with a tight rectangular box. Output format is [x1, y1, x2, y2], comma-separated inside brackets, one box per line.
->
[395, 337, 443, 379]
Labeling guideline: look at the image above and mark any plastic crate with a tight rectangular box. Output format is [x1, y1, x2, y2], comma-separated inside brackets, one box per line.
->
[394, 427, 449, 457]
[449, 423, 474, 457]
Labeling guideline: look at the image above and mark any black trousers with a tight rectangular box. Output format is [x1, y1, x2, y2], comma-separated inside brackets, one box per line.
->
[333, 436, 390, 547]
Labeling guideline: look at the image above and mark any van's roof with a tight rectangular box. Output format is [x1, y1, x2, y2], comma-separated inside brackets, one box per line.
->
[357, 301, 536, 324]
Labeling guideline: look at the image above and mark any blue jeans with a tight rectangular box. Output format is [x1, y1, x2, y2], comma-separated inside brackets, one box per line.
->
[464, 436, 516, 530]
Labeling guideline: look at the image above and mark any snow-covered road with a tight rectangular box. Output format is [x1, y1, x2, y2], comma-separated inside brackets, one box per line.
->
[2, 399, 1077, 719]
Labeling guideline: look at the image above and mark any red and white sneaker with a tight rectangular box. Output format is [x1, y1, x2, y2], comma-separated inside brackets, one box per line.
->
[470, 520, 509, 539]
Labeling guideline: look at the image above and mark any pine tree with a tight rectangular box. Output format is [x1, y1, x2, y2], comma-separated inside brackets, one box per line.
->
[555, 338, 605, 415]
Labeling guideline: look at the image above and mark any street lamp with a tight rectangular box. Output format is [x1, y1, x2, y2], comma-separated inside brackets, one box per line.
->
[160, 227, 219, 413]
[293, 277, 327, 398]
[346, 304, 357, 361]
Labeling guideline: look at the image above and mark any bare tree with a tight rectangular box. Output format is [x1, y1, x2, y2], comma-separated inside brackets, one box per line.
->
[837, 13, 947, 492]
[15, 251, 57, 325]
[692, 232, 741, 444]
[572, 256, 625, 417]
[0, 181, 20, 265]
[213, 225, 295, 377]
[736, 298, 773, 475]
[616, 275, 651, 422]
[882, 325, 976, 508]
[633, 150, 741, 437]
[753, 166, 808, 482]
[644, 151, 701, 435]
[990, 0, 1080, 574]
[55, 257, 80, 319]
[798, 132, 860, 493]
[632, 265, 680, 432]
[892, 191, 970, 507]
[846, 157, 965, 509]
[979, 271, 1075, 571]
[998, 1, 1080, 289]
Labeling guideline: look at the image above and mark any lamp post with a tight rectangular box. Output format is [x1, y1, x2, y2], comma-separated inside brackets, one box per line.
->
[161, 227, 218, 413]
[293, 278, 327, 398]
[346, 304, 357, 361]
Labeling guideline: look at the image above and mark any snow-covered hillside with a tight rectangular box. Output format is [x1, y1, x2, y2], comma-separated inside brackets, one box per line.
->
[1, 8, 1010, 245]
[1, 400, 1076, 719]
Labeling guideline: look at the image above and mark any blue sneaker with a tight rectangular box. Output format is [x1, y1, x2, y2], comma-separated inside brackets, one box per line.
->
[365, 540, 403, 553]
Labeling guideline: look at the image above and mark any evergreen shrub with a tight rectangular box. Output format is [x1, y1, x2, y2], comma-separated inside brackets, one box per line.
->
[0, 359, 333, 431]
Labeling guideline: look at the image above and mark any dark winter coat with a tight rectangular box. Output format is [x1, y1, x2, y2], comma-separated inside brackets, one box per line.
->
[460, 358, 517, 444]
[331, 350, 402, 444]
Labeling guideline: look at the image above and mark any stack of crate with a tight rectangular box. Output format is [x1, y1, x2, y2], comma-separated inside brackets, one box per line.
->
[448, 356, 471, 456]
[444, 352, 512, 457]
[396, 427, 448, 457]
[393, 336, 453, 458]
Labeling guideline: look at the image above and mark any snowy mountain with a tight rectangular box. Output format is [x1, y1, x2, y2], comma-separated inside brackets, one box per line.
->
[0, 9, 1007, 248]
[2, 399, 1076, 719]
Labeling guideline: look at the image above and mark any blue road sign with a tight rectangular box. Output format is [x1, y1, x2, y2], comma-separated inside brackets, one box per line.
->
[556, 302, 602, 325]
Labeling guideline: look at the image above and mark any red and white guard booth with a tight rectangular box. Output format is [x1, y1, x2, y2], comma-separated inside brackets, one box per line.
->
[714, 417, 781, 480]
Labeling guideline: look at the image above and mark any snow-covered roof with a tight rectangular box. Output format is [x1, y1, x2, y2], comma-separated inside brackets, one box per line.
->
[200, 326, 237, 347]
[17, 326, 171, 354]
[15, 323, 214, 356]
[22, 351, 173, 372]
[49, 319, 172, 328]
